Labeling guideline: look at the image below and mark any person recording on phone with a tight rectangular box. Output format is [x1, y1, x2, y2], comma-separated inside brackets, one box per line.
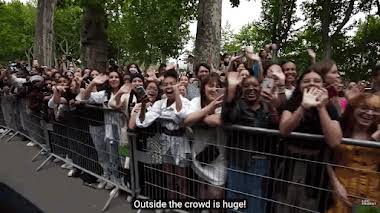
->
[222, 72, 279, 213]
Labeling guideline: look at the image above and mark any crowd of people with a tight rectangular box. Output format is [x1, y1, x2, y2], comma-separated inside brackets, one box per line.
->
[0, 44, 380, 213]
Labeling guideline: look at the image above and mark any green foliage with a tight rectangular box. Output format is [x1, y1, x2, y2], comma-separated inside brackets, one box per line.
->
[54, 4, 82, 59]
[0, 0, 35, 64]
[221, 22, 271, 54]
[261, 0, 298, 47]
[107, 0, 197, 66]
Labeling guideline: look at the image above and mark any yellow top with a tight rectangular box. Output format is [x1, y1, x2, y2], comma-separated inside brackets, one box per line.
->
[329, 144, 380, 213]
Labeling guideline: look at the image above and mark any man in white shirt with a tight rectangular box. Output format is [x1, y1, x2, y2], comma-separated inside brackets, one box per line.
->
[281, 61, 297, 99]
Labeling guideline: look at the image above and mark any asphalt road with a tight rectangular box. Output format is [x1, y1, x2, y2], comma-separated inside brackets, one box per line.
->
[0, 136, 138, 213]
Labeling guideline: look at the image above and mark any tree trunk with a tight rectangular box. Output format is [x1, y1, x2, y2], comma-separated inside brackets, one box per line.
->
[321, 0, 333, 59]
[194, 0, 222, 70]
[80, 5, 108, 72]
[33, 0, 57, 68]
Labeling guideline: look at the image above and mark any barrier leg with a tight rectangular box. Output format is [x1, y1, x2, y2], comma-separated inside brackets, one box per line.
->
[35, 154, 53, 172]
[6, 131, 19, 143]
[102, 187, 119, 212]
[0, 129, 11, 140]
[31, 148, 45, 162]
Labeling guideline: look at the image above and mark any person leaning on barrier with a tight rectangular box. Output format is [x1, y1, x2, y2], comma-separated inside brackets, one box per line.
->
[183, 72, 226, 203]
[76, 71, 125, 190]
[327, 93, 380, 213]
[134, 69, 192, 200]
[108, 73, 144, 117]
[221, 72, 279, 213]
[277, 66, 342, 213]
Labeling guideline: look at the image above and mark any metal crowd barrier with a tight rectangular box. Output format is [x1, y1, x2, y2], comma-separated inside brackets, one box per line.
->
[128, 123, 380, 213]
[0, 95, 379, 213]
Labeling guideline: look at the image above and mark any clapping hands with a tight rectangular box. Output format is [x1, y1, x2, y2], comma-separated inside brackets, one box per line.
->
[301, 87, 328, 109]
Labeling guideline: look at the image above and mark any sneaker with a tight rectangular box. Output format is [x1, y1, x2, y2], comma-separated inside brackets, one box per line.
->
[0, 129, 5, 134]
[105, 182, 114, 190]
[97, 180, 107, 189]
[53, 158, 61, 163]
[61, 162, 70, 169]
[67, 168, 79, 177]
[41, 150, 47, 155]
[26, 142, 36, 147]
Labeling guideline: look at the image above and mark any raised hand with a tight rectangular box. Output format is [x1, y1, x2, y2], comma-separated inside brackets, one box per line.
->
[344, 83, 361, 101]
[316, 88, 329, 108]
[209, 94, 224, 111]
[301, 87, 321, 109]
[118, 83, 132, 94]
[132, 103, 142, 114]
[53, 85, 69, 94]
[91, 74, 109, 85]
[272, 69, 285, 87]
[246, 52, 261, 61]
[371, 124, 380, 141]
[227, 72, 244, 86]
[260, 89, 275, 106]
[307, 49, 316, 59]
[230, 55, 242, 62]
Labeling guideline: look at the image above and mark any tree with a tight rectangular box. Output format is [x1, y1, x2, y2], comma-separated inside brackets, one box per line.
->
[221, 22, 271, 54]
[302, 0, 370, 59]
[108, 0, 197, 66]
[33, 0, 58, 67]
[261, 0, 298, 53]
[0, 1, 35, 65]
[194, 0, 222, 69]
[54, 4, 81, 62]
[80, 1, 107, 72]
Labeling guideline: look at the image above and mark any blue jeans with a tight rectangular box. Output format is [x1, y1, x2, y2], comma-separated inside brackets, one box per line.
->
[226, 158, 268, 213]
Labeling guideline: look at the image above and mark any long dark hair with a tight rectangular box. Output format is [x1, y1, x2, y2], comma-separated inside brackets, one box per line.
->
[286, 64, 322, 112]
[104, 71, 124, 101]
[200, 72, 222, 108]
[340, 93, 380, 138]
[126, 63, 141, 74]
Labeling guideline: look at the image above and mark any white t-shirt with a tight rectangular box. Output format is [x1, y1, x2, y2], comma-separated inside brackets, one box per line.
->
[188, 97, 226, 186]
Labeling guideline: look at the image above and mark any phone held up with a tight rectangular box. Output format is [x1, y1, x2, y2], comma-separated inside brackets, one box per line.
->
[261, 77, 274, 93]
[135, 86, 147, 102]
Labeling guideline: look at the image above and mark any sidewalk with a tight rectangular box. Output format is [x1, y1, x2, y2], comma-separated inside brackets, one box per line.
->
[0, 137, 138, 213]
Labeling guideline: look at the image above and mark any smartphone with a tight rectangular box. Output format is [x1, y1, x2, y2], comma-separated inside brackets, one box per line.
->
[135, 86, 147, 102]
[261, 77, 274, 93]
[216, 88, 225, 97]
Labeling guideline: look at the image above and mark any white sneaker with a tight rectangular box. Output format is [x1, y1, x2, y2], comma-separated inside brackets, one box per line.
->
[61, 162, 70, 169]
[0, 129, 5, 134]
[67, 169, 77, 177]
[97, 180, 107, 189]
[105, 182, 114, 190]
[26, 142, 36, 147]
